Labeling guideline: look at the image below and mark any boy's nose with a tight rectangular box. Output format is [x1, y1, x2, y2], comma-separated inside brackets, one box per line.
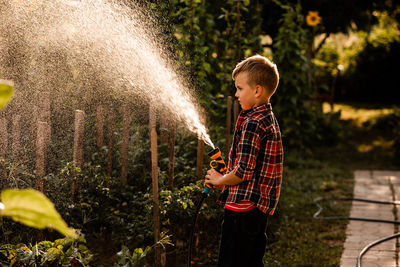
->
[234, 90, 239, 98]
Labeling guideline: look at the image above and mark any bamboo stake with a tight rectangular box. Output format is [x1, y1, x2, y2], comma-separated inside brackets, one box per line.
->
[121, 104, 131, 184]
[233, 99, 239, 124]
[39, 92, 50, 123]
[196, 108, 206, 180]
[225, 96, 233, 158]
[149, 104, 161, 267]
[160, 112, 169, 145]
[73, 110, 85, 169]
[96, 106, 104, 150]
[11, 115, 20, 160]
[35, 121, 48, 177]
[0, 118, 7, 158]
[31, 105, 38, 138]
[39, 92, 51, 138]
[107, 110, 115, 177]
[35, 121, 49, 192]
[72, 110, 85, 201]
[167, 118, 176, 188]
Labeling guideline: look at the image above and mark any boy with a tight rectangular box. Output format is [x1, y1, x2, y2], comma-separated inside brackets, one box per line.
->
[205, 55, 283, 267]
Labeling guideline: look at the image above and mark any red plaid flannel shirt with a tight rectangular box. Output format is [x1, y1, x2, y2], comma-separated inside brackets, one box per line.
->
[217, 103, 283, 215]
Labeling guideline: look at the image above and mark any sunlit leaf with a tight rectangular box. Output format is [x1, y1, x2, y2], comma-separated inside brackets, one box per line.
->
[0, 79, 14, 109]
[0, 189, 77, 238]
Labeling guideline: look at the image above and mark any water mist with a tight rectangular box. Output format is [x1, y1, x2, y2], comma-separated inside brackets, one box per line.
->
[0, 0, 215, 148]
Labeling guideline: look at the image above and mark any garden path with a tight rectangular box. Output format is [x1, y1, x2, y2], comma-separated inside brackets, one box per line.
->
[340, 170, 400, 267]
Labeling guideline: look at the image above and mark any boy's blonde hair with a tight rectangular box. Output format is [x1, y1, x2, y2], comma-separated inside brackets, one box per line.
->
[232, 55, 279, 96]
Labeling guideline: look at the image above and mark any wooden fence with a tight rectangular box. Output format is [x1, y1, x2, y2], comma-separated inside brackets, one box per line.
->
[0, 92, 239, 266]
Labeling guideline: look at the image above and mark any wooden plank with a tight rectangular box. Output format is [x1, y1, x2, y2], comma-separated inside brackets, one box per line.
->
[96, 106, 104, 150]
[73, 110, 85, 169]
[225, 96, 233, 158]
[107, 110, 115, 177]
[149, 104, 161, 266]
[121, 104, 131, 183]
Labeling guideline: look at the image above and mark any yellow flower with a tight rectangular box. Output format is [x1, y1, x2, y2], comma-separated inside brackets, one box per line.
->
[212, 52, 218, 58]
[306, 11, 322, 27]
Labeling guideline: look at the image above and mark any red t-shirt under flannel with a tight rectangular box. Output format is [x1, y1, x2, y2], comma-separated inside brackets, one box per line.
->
[217, 103, 283, 215]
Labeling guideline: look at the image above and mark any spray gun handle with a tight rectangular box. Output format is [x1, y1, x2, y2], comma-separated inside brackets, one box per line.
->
[210, 159, 227, 174]
[203, 147, 226, 194]
[203, 184, 212, 194]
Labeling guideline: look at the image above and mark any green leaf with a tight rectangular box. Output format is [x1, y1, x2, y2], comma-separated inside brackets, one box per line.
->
[203, 63, 211, 73]
[0, 79, 14, 109]
[0, 189, 77, 238]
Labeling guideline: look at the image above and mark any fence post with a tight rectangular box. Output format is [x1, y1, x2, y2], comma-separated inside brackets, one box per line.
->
[225, 96, 233, 158]
[31, 105, 38, 138]
[39, 92, 51, 135]
[35, 121, 49, 192]
[0, 118, 7, 158]
[96, 106, 104, 150]
[107, 110, 115, 177]
[149, 104, 161, 267]
[73, 110, 85, 169]
[72, 110, 85, 201]
[160, 113, 169, 145]
[233, 99, 239, 124]
[12, 115, 20, 160]
[121, 104, 131, 184]
[196, 108, 206, 180]
[167, 118, 176, 188]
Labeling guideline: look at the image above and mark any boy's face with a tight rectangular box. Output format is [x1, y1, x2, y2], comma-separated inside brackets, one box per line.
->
[234, 72, 257, 110]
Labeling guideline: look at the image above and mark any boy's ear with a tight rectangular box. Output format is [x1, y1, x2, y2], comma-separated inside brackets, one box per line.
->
[254, 85, 263, 98]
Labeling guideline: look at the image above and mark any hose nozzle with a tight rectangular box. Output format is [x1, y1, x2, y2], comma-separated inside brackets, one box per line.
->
[203, 147, 227, 194]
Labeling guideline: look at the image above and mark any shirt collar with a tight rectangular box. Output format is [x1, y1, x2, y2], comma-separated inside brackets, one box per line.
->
[240, 103, 272, 117]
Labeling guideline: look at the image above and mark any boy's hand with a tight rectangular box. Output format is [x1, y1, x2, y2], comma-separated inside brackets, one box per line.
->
[205, 168, 223, 186]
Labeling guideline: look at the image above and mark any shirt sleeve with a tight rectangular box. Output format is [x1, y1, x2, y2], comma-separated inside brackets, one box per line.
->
[232, 119, 260, 181]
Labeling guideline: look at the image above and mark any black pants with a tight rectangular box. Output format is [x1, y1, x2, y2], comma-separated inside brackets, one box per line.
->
[218, 208, 268, 267]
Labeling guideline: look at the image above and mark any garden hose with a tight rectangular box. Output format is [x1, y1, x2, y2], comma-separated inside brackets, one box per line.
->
[187, 147, 227, 267]
[356, 232, 400, 267]
[313, 202, 400, 224]
[188, 192, 208, 267]
[313, 197, 400, 266]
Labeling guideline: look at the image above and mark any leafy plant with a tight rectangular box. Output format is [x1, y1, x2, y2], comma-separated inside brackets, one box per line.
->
[0, 237, 93, 266]
[115, 245, 151, 267]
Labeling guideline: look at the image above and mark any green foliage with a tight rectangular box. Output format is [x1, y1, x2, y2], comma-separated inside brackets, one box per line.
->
[340, 39, 400, 103]
[272, 3, 325, 147]
[0, 237, 93, 266]
[371, 107, 400, 165]
[313, 44, 340, 95]
[323, 11, 400, 103]
[261, 0, 396, 38]
[115, 245, 151, 267]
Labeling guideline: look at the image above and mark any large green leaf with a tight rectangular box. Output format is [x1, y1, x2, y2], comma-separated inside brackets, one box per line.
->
[0, 189, 77, 238]
[0, 79, 14, 109]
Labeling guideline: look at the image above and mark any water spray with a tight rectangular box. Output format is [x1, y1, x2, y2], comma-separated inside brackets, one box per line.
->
[0, 0, 215, 149]
[188, 147, 226, 266]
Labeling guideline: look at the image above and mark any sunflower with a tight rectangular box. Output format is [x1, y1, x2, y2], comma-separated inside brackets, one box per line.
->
[306, 11, 322, 27]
